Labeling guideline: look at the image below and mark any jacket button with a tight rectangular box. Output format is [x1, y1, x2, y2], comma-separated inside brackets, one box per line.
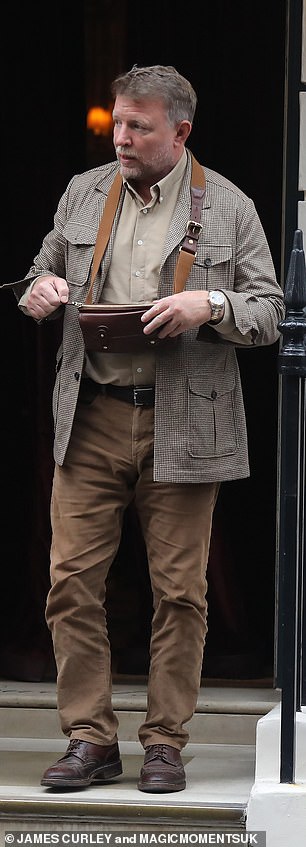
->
[74, 372, 80, 381]
[204, 257, 212, 267]
[211, 390, 217, 399]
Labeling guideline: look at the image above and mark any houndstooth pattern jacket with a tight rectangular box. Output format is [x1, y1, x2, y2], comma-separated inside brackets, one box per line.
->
[8, 150, 284, 482]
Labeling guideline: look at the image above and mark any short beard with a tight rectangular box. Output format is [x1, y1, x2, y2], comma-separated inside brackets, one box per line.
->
[116, 145, 175, 184]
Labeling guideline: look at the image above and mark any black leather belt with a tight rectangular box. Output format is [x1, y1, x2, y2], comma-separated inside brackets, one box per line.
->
[80, 378, 155, 407]
[106, 384, 155, 407]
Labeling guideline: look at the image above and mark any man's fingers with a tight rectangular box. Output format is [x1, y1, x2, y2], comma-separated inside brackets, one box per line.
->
[142, 302, 172, 334]
[27, 276, 69, 318]
[50, 277, 69, 302]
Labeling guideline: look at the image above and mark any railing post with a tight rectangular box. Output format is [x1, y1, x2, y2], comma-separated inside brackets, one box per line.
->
[277, 228, 306, 782]
[301, 379, 306, 706]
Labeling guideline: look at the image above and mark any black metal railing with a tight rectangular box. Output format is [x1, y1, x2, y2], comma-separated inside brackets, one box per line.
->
[277, 228, 306, 783]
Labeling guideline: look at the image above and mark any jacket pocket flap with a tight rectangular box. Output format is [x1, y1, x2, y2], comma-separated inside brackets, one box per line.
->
[63, 221, 97, 246]
[196, 244, 232, 267]
[189, 372, 235, 400]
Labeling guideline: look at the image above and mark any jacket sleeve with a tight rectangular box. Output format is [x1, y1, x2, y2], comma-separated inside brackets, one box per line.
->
[213, 197, 284, 347]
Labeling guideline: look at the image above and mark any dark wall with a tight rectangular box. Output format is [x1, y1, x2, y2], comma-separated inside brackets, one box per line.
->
[1, 0, 87, 677]
[0, 0, 286, 681]
[124, 0, 286, 275]
[3, 2, 87, 279]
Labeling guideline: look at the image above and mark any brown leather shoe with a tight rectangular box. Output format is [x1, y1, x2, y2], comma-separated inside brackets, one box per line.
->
[138, 743, 186, 792]
[41, 739, 122, 788]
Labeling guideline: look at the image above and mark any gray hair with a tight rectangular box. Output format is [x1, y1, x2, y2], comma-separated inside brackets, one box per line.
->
[111, 65, 197, 125]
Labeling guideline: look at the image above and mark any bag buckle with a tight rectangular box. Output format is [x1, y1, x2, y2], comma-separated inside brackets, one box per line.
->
[185, 220, 203, 238]
[179, 220, 203, 256]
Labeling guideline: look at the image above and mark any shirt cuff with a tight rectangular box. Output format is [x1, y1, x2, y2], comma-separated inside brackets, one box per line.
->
[18, 278, 39, 314]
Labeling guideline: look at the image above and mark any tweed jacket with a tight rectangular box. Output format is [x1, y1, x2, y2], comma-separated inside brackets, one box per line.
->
[9, 150, 284, 482]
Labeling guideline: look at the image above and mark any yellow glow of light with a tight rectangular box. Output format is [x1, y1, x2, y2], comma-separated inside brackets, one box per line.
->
[87, 106, 113, 136]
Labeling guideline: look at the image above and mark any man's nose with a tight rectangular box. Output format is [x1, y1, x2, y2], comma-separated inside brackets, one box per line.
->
[115, 125, 131, 145]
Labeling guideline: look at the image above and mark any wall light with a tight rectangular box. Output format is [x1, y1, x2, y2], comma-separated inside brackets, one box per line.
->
[87, 106, 113, 136]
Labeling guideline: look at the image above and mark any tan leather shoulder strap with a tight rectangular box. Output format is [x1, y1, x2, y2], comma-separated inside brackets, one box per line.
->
[85, 171, 123, 304]
[173, 154, 206, 294]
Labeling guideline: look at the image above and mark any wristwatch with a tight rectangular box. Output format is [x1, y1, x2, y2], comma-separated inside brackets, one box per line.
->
[207, 290, 225, 323]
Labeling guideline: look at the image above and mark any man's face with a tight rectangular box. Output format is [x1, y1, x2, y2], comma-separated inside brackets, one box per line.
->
[112, 95, 187, 185]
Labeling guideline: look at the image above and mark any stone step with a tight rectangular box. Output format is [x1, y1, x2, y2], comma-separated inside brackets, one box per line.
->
[0, 680, 281, 746]
[0, 680, 279, 834]
[0, 739, 252, 834]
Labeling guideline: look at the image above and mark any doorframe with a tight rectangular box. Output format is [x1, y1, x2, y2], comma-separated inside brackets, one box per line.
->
[275, 0, 306, 686]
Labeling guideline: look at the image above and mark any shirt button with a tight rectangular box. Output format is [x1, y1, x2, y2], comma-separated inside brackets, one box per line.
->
[137, 367, 143, 373]
[142, 208, 148, 214]
[137, 239, 143, 245]
[135, 271, 141, 277]
[204, 258, 212, 267]
[211, 390, 217, 400]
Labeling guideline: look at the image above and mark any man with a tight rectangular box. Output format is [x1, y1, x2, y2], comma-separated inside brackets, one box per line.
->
[9, 64, 284, 793]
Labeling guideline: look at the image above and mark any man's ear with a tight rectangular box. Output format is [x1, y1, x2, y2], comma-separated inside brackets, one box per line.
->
[175, 120, 192, 146]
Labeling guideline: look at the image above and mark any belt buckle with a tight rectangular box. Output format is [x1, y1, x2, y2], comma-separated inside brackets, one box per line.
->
[186, 220, 203, 238]
[133, 387, 153, 406]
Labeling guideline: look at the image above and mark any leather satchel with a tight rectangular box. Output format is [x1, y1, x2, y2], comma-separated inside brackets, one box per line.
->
[77, 302, 161, 353]
[74, 154, 206, 354]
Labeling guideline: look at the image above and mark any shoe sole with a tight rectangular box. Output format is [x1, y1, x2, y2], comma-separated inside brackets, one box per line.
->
[41, 761, 123, 788]
[137, 780, 186, 793]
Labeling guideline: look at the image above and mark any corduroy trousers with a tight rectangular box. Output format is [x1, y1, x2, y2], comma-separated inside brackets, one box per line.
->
[46, 388, 219, 750]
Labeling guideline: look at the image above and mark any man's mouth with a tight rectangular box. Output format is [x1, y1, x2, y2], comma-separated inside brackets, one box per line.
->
[117, 149, 136, 164]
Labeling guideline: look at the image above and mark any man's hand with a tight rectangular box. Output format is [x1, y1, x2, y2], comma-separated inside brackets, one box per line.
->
[141, 290, 212, 338]
[27, 275, 69, 320]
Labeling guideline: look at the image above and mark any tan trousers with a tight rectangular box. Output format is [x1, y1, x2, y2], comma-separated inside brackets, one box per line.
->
[46, 390, 219, 750]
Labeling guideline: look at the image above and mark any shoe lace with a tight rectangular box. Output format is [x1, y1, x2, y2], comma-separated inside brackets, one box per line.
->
[68, 739, 81, 751]
[147, 744, 170, 761]
[62, 739, 83, 760]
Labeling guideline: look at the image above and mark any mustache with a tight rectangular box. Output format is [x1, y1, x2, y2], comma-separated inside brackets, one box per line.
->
[116, 146, 137, 158]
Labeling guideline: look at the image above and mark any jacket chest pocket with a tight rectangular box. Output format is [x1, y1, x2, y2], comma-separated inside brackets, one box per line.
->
[189, 244, 233, 290]
[63, 221, 97, 288]
[188, 373, 238, 457]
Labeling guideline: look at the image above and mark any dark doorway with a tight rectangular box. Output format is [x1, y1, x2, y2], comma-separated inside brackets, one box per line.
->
[0, 0, 286, 683]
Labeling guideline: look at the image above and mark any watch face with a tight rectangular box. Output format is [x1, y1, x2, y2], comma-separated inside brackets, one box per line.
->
[210, 291, 225, 306]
